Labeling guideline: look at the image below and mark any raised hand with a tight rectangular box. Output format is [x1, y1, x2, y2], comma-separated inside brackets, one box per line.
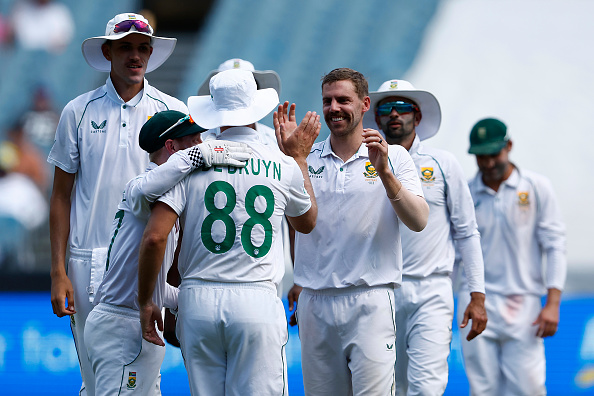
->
[274, 102, 320, 161]
[362, 128, 389, 174]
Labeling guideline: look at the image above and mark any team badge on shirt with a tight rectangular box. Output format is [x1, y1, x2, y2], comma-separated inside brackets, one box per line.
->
[420, 167, 435, 184]
[363, 161, 379, 183]
[308, 165, 325, 179]
[127, 371, 137, 389]
[518, 191, 530, 206]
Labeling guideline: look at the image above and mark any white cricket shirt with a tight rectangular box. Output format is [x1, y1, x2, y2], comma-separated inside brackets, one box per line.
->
[293, 136, 424, 290]
[401, 137, 485, 293]
[468, 167, 567, 296]
[47, 77, 187, 250]
[158, 127, 311, 285]
[95, 151, 198, 310]
[96, 164, 179, 310]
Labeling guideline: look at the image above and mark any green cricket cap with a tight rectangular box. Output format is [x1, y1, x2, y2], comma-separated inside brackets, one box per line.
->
[139, 110, 206, 153]
[468, 118, 509, 155]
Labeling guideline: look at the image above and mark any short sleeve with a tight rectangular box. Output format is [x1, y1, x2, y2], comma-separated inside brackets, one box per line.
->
[47, 100, 79, 173]
[284, 160, 312, 217]
[157, 178, 188, 216]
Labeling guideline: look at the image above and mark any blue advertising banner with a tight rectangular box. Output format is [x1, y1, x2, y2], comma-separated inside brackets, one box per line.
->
[0, 292, 593, 395]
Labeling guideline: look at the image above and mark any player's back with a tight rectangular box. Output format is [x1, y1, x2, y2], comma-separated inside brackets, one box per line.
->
[158, 126, 311, 286]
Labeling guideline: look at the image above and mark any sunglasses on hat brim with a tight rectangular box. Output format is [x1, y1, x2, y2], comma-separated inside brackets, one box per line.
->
[113, 20, 151, 34]
[376, 101, 419, 116]
[158, 115, 194, 138]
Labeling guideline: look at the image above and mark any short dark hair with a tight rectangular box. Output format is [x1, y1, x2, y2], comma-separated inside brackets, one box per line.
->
[321, 68, 368, 99]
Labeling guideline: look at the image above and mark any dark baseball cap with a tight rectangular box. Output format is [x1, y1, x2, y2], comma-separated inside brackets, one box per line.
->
[468, 118, 509, 155]
[139, 110, 206, 153]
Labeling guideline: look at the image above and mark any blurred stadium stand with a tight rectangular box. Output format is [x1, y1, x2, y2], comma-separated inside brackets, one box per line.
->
[0, 0, 139, 135]
[178, 0, 440, 136]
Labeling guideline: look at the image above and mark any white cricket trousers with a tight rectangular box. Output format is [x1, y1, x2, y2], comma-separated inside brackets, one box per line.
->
[458, 291, 546, 396]
[394, 275, 453, 396]
[297, 285, 396, 396]
[177, 279, 288, 396]
[67, 248, 96, 396]
[85, 303, 165, 396]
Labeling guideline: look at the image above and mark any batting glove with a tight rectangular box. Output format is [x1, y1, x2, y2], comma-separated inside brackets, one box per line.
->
[184, 140, 252, 169]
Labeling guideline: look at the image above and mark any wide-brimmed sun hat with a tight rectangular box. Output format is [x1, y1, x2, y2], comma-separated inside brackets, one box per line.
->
[81, 12, 176, 73]
[187, 69, 279, 130]
[363, 79, 441, 141]
[197, 58, 281, 96]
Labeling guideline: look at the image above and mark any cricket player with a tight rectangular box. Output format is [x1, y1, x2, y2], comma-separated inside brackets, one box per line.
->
[138, 69, 320, 396]
[460, 118, 566, 395]
[285, 68, 429, 395]
[47, 13, 186, 395]
[197, 57, 293, 298]
[363, 79, 487, 395]
[84, 110, 251, 395]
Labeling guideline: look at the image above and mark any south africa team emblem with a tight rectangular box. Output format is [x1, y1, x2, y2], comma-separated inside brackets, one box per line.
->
[420, 167, 435, 183]
[518, 191, 530, 206]
[363, 161, 378, 179]
[127, 371, 137, 389]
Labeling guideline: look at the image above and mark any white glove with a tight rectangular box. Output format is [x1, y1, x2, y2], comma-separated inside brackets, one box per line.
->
[186, 140, 252, 169]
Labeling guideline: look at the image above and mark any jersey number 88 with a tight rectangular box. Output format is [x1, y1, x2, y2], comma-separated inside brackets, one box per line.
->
[201, 181, 274, 258]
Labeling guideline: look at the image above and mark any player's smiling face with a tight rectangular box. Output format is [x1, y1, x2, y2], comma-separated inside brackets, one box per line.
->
[102, 34, 153, 88]
[322, 80, 369, 137]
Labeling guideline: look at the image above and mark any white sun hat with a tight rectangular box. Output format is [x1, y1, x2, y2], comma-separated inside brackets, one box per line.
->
[188, 69, 279, 130]
[197, 58, 281, 96]
[363, 79, 442, 140]
[81, 13, 176, 73]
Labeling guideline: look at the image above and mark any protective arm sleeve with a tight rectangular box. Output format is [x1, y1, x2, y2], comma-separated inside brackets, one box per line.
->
[457, 236, 486, 294]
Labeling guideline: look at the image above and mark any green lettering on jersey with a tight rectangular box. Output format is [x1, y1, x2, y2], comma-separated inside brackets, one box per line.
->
[250, 158, 261, 175]
[262, 160, 271, 178]
[273, 162, 281, 181]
